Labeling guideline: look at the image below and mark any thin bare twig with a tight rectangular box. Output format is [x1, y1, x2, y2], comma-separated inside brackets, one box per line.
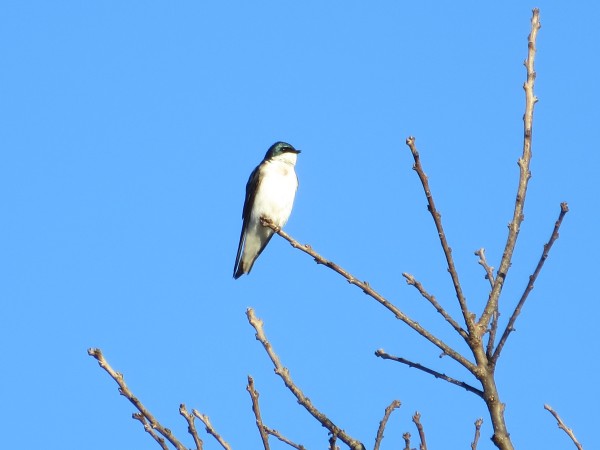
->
[192, 410, 231, 450]
[329, 435, 339, 450]
[478, 8, 542, 333]
[261, 218, 476, 373]
[180, 403, 204, 450]
[492, 202, 569, 363]
[374, 400, 401, 450]
[403, 272, 468, 340]
[412, 412, 428, 450]
[544, 405, 584, 450]
[246, 308, 366, 450]
[471, 419, 484, 450]
[87, 348, 187, 450]
[475, 249, 500, 359]
[475, 248, 495, 288]
[486, 310, 500, 360]
[263, 426, 306, 450]
[375, 349, 483, 397]
[247, 376, 270, 450]
[402, 432, 411, 450]
[405, 136, 473, 333]
[132, 413, 170, 450]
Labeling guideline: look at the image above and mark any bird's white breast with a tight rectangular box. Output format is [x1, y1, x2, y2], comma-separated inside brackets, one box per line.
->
[251, 159, 298, 227]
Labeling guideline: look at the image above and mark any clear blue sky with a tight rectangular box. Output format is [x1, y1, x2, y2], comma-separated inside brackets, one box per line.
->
[2, 2, 598, 449]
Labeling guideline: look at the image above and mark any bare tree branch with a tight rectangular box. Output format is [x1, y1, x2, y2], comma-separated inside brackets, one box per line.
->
[402, 272, 468, 340]
[329, 434, 340, 450]
[478, 8, 542, 333]
[132, 413, 170, 450]
[246, 308, 366, 450]
[492, 202, 569, 363]
[375, 349, 483, 397]
[87, 348, 187, 450]
[260, 218, 476, 373]
[486, 310, 500, 360]
[246, 376, 270, 450]
[192, 410, 231, 450]
[412, 412, 428, 450]
[405, 136, 474, 333]
[544, 405, 584, 450]
[402, 432, 412, 450]
[471, 418, 484, 450]
[263, 426, 306, 450]
[180, 403, 204, 450]
[475, 248, 495, 288]
[374, 400, 401, 450]
[475, 248, 499, 359]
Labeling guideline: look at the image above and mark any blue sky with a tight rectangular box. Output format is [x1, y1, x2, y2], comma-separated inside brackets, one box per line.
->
[2, 2, 598, 449]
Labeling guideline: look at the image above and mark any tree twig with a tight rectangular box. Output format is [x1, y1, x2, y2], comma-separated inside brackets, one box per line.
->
[402, 432, 411, 450]
[374, 400, 401, 450]
[260, 218, 476, 373]
[492, 202, 568, 363]
[475, 248, 495, 288]
[412, 412, 428, 450]
[87, 348, 187, 450]
[246, 308, 366, 450]
[263, 425, 306, 450]
[247, 375, 271, 450]
[544, 404, 584, 450]
[471, 418, 483, 450]
[329, 434, 339, 450]
[192, 410, 231, 450]
[132, 413, 170, 450]
[405, 136, 473, 333]
[478, 8, 541, 334]
[375, 349, 483, 397]
[403, 272, 468, 340]
[180, 403, 204, 450]
[486, 310, 500, 360]
[475, 248, 500, 359]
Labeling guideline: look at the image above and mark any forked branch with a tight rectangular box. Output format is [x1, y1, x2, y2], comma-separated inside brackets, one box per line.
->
[88, 347, 228, 450]
[246, 308, 366, 450]
[260, 217, 475, 373]
[180, 404, 204, 450]
[87, 348, 188, 450]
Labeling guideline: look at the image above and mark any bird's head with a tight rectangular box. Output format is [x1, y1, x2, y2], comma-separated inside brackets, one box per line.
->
[264, 141, 301, 161]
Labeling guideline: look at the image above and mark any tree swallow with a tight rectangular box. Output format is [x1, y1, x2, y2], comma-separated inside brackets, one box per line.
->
[233, 141, 301, 279]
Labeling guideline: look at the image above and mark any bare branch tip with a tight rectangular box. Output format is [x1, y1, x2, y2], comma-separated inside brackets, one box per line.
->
[88, 347, 102, 359]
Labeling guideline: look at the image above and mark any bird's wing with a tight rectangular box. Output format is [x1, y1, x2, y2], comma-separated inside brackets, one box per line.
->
[233, 164, 262, 277]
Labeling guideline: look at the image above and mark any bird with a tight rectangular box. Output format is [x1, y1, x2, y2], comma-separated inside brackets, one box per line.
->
[233, 141, 301, 279]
